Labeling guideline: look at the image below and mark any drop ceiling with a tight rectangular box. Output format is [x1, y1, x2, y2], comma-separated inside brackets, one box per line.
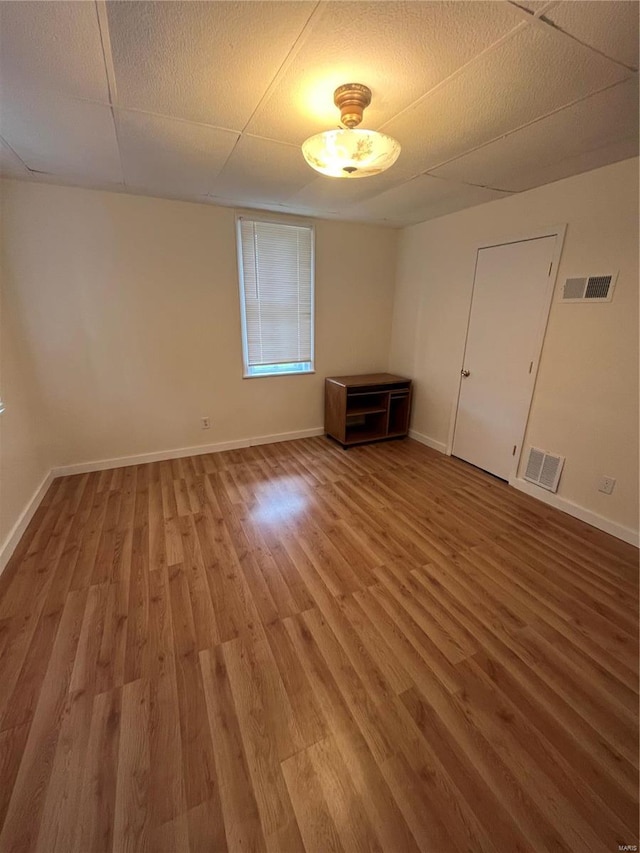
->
[0, 0, 638, 226]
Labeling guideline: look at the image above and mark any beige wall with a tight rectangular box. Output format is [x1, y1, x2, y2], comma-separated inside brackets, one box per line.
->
[0, 223, 54, 550]
[1, 180, 397, 474]
[390, 157, 639, 535]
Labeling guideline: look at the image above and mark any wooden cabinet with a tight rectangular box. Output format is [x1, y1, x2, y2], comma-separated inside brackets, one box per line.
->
[324, 373, 413, 447]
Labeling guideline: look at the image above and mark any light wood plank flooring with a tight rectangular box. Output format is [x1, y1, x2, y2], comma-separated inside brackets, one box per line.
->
[0, 437, 638, 852]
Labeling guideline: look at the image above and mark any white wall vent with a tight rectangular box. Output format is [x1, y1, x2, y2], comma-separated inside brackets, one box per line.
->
[561, 273, 617, 303]
[524, 447, 565, 493]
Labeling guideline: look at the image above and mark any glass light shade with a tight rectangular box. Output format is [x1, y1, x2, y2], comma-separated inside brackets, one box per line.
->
[301, 128, 401, 178]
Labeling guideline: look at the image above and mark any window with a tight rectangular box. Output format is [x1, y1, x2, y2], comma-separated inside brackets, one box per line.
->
[236, 216, 314, 377]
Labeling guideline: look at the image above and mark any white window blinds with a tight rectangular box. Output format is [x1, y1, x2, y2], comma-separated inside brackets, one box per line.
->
[237, 217, 314, 377]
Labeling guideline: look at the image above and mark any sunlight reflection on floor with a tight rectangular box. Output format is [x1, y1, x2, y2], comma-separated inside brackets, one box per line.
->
[250, 476, 309, 524]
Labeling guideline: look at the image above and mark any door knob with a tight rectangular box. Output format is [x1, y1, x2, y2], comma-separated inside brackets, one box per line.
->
[461, 369, 470, 377]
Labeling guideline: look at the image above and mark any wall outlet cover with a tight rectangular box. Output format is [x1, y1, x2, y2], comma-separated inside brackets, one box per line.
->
[598, 476, 616, 495]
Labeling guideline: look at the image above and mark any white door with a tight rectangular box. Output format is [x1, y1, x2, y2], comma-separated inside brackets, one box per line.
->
[452, 235, 557, 480]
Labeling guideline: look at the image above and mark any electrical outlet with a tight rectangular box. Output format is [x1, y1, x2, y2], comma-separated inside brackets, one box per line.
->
[201, 417, 211, 430]
[598, 476, 615, 495]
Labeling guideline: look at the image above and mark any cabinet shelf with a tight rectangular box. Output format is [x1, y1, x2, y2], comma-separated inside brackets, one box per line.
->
[346, 406, 387, 416]
[325, 373, 413, 448]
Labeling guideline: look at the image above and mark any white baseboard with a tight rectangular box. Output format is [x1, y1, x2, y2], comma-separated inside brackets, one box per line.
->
[0, 470, 54, 575]
[51, 427, 325, 478]
[408, 429, 448, 455]
[247, 427, 324, 447]
[509, 477, 639, 547]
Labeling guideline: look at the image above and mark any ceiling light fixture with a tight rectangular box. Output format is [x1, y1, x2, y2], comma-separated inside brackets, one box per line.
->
[301, 83, 401, 178]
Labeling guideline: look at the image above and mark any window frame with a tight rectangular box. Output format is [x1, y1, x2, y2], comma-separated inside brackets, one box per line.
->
[235, 214, 316, 379]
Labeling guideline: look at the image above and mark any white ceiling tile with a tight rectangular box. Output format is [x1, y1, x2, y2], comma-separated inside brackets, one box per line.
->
[6, 172, 128, 195]
[245, 0, 523, 145]
[204, 195, 342, 222]
[275, 204, 347, 221]
[343, 175, 510, 225]
[544, 1, 639, 70]
[117, 110, 238, 197]
[287, 157, 419, 211]
[209, 135, 315, 205]
[0, 139, 30, 178]
[106, 1, 315, 129]
[382, 21, 629, 173]
[431, 77, 639, 191]
[0, 1, 110, 102]
[502, 137, 639, 192]
[0, 91, 122, 184]
[285, 179, 373, 213]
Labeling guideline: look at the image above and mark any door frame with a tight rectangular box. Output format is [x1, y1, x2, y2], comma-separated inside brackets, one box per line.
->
[445, 223, 567, 481]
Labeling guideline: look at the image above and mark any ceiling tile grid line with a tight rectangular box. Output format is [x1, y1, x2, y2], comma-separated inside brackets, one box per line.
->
[197, 0, 323, 202]
[204, 134, 246, 198]
[421, 75, 638, 175]
[242, 133, 301, 151]
[115, 109, 238, 195]
[235, 0, 323, 134]
[525, 9, 639, 72]
[506, 1, 558, 23]
[423, 171, 519, 195]
[105, 102, 245, 138]
[429, 76, 639, 192]
[543, 0, 639, 70]
[523, 1, 560, 18]
[377, 7, 630, 136]
[503, 134, 637, 192]
[377, 18, 531, 133]
[95, 2, 124, 185]
[95, 1, 118, 106]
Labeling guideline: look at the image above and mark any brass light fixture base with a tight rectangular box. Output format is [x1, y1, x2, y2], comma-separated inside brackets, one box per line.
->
[333, 83, 372, 128]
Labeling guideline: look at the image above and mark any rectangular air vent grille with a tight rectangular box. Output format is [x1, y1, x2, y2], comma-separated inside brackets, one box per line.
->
[524, 447, 565, 493]
[561, 273, 616, 302]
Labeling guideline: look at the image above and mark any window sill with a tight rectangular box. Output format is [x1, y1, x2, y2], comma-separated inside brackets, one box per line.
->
[243, 370, 316, 379]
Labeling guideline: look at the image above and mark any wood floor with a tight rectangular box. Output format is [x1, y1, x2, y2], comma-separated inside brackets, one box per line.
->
[0, 437, 637, 852]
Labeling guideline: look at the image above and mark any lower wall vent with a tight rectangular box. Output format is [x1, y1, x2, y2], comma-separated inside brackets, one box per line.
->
[524, 447, 565, 493]
[561, 273, 617, 302]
